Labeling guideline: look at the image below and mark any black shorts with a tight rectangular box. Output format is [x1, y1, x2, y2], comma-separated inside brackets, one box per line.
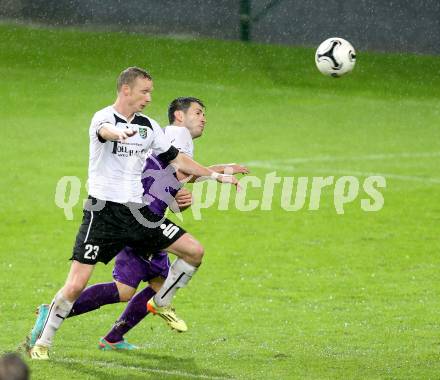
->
[71, 197, 186, 265]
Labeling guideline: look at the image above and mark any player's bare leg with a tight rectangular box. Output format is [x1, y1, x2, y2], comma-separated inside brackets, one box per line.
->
[147, 233, 203, 331]
[29, 261, 94, 359]
[67, 251, 140, 318]
[115, 281, 137, 302]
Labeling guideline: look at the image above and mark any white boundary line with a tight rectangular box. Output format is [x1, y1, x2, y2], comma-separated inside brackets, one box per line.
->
[246, 151, 440, 166]
[314, 169, 440, 184]
[53, 357, 235, 380]
[247, 163, 440, 184]
[245, 151, 440, 185]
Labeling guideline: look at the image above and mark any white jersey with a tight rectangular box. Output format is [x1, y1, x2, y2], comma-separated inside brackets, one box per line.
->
[88, 106, 176, 203]
[163, 125, 194, 158]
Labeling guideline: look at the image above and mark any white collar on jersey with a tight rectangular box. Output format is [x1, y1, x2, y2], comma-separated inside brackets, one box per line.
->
[111, 106, 141, 123]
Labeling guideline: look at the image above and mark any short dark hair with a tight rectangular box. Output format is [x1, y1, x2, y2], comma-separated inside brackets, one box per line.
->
[117, 67, 152, 92]
[0, 353, 29, 380]
[168, 97, 205, 124]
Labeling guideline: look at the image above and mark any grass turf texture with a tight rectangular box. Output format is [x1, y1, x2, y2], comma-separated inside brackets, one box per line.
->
[1, 23, 440, 379]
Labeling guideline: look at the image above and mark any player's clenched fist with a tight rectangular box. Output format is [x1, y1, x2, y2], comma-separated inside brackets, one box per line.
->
[98, 123, 137, 142]
[117, 127, 137, 142]
[175, 188, 193, 211]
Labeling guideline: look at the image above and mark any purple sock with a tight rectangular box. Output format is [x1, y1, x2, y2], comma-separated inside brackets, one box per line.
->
[104, 286, 156, 343]
[68, 282, 120, 317]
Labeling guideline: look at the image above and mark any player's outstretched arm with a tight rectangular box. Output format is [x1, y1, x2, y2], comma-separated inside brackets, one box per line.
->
[98, 123, 137, 142]
[176, 163, 249, 183]
[170, 152, 241, 190]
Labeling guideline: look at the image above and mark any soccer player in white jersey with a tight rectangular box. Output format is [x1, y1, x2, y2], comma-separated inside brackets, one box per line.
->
[27, 67, 240, 360]
[46, 97, 248, 350]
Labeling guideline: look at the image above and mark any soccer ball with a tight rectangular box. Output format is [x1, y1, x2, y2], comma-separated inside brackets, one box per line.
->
[315, 37, 356, 77]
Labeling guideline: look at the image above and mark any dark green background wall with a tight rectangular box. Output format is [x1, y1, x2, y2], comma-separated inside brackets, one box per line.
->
[1, 0, 438, 54]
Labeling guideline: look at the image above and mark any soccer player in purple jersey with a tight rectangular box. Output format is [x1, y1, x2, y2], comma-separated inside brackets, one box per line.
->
[97, 98, 248, 349]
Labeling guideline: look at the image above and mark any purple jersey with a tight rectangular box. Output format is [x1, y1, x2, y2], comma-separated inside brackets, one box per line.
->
[112, 154, 180, 287]
[113, 125, 193, 287]
[141, 153, 182, 216]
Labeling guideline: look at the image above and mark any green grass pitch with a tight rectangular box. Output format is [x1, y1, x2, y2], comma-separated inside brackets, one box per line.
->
[1, 23, 439, 379]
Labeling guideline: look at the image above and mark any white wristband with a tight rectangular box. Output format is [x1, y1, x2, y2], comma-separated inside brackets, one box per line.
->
[210, 172, 220, 180]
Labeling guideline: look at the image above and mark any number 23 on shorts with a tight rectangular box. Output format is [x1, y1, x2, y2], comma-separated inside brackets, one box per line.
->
[84, 244, 99, 260]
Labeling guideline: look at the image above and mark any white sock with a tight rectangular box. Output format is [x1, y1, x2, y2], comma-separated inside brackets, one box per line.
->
[154, 259, 197, 307]
[35, 290, 74, 347]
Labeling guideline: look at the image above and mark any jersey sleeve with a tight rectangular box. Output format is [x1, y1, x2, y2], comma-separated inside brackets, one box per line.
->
[89, 109, 114, 142]
[150, 120, 179, 162]
[165, 127, 194, 158]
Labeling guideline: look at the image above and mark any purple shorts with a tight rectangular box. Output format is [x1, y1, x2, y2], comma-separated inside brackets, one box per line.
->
[112, 247, 170, 289]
